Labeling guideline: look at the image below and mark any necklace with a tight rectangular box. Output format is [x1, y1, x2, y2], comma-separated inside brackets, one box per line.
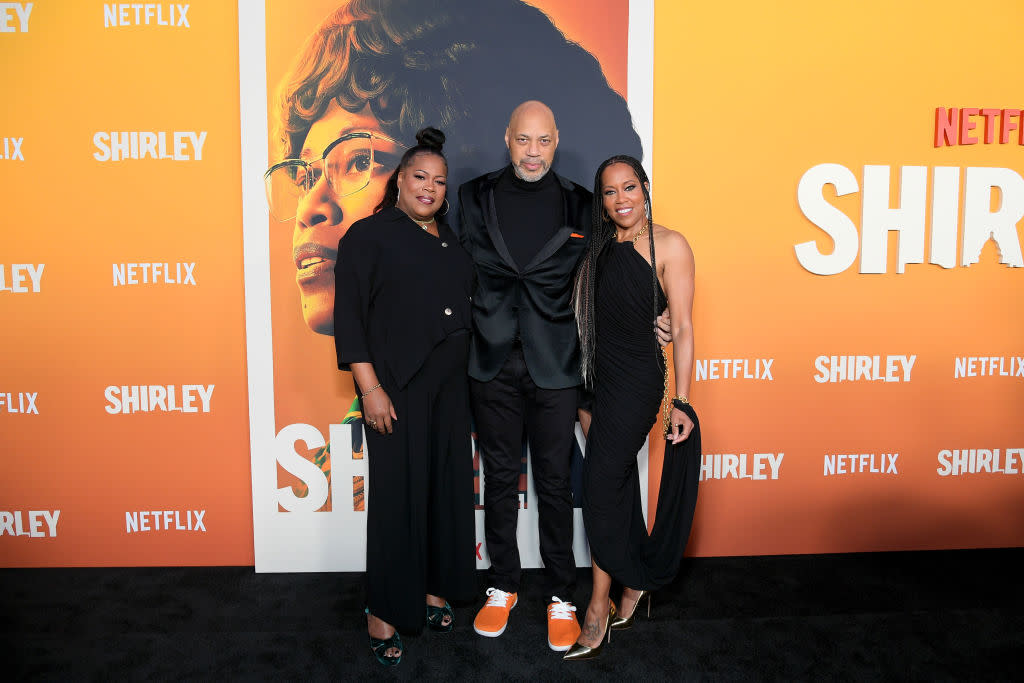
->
[625, 221, 648, 244]
[412, 216, 435, 231]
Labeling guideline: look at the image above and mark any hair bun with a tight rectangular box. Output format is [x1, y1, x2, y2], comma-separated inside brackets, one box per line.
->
[415, 127, 445, 151]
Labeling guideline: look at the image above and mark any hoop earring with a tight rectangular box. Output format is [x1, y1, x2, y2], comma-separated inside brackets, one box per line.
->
[438, 197, 450, 216]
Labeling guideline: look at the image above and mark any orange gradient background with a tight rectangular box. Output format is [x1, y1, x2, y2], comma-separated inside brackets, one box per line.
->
[0, 2, 251, 566]
[652, 0, 1024, 555]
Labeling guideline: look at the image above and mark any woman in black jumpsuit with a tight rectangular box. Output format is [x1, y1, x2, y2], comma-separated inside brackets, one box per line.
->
[334, 129, 476, 666]
[565, 155, 701, 660]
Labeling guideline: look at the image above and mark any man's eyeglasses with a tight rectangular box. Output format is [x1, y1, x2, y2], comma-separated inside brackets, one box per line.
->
[264, 132, 406, 222]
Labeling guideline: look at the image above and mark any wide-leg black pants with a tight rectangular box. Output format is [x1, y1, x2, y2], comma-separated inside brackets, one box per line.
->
[364, 332, 476, 634]
[470, 345, 578, 599]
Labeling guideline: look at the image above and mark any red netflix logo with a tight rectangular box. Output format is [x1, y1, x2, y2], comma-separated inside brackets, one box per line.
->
[934, 107, 1023, 147]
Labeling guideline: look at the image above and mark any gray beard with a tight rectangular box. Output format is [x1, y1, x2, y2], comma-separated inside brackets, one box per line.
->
[512, 161, 551, 183]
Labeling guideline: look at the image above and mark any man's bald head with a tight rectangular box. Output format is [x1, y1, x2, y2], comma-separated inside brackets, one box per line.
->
[505, 100, 559, 182]
[507, 100, 556, 130]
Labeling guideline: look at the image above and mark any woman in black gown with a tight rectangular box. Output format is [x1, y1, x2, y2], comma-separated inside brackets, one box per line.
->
[565, 155, 700, 660]
[334, 128, 477, 666]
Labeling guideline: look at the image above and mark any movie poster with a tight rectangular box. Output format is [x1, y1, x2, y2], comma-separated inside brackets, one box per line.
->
[241, 0, 652, 571]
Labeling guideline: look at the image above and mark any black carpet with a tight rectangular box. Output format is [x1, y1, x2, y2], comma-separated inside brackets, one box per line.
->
[4, 549, 1022, 681]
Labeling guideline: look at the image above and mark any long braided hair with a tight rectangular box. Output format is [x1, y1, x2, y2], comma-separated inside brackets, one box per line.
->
[573, 155, 660, 389]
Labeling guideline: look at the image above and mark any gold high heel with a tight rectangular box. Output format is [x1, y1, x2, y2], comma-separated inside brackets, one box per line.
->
[563, 602, 616, 660]
[610, 589, 651, 630]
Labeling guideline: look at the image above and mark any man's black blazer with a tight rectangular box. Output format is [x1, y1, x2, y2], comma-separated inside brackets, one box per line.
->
[457, 167, 593, 389]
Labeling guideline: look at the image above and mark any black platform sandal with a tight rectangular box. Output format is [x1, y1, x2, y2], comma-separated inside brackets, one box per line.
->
[365, 608, 402, 666]
[425, 601, 454, 632]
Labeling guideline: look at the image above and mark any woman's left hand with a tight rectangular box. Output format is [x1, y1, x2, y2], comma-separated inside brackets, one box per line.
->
[668, 406, 694, 444]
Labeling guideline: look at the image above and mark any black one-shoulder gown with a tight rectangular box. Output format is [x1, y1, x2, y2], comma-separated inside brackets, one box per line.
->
[582, 240, 701, 590]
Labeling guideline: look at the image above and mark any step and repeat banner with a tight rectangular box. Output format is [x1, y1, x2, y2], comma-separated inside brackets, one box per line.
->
[1, 0, 1021, 568]
[656, 0, 1024, 555]
[0, 1, 252, 567]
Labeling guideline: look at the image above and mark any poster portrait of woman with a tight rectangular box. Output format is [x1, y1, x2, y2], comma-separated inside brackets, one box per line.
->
[245, 0, 649, 569]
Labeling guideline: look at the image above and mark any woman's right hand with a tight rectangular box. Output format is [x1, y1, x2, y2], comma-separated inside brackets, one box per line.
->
[362, 390, 398, 435]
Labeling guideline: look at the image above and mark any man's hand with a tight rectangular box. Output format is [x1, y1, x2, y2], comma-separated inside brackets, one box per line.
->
[655, 308, 672, 347]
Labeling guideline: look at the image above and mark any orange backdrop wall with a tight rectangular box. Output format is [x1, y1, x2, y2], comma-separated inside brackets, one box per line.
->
[653, 0, 1024, 555]
[1, 0, 1021, 568]
[0, 1, 252, 566]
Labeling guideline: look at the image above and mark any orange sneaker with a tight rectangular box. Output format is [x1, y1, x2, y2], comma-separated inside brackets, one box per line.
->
[546, 596, 581, 651]
[473, 587, 518, 637]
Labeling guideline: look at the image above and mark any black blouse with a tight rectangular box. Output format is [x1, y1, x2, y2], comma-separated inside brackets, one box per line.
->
[334, 206, 475, 390]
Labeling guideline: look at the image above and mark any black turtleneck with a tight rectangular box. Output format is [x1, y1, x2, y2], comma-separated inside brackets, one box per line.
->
[493, 165, 564, 270]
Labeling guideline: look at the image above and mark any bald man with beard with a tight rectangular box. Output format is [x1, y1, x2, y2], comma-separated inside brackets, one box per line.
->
[457, 101, 589, 651]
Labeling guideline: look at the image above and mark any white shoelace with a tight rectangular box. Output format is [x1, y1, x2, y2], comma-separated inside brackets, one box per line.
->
[548, 596, 577, 620]
[484, 587, 513, 607]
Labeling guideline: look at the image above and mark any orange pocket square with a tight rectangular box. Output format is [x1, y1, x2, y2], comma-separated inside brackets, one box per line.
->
[570, 232, 585, 239]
